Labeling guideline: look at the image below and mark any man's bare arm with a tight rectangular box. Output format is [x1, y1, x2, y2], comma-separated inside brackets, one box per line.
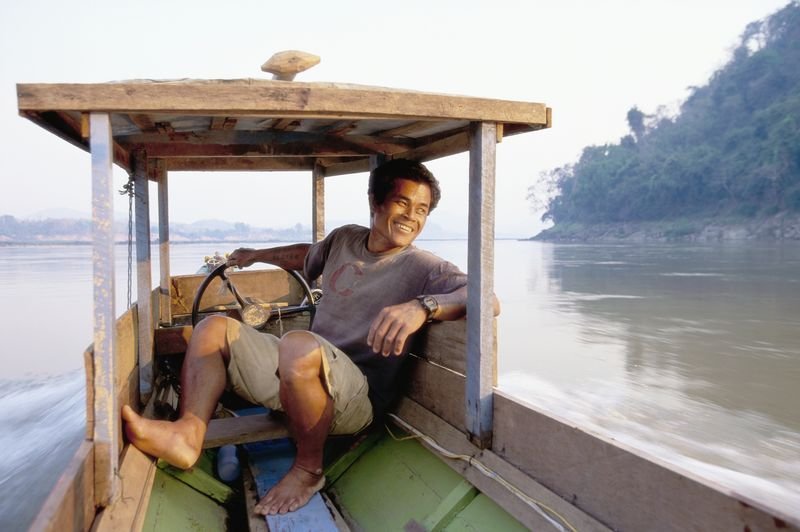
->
[227, 243, 311, 271]
[428, 286, 501, 321]
[367, 286, 501, 356]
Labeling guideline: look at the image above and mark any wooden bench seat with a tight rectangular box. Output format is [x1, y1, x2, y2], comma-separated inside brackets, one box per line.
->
[203, 413, 289, 449]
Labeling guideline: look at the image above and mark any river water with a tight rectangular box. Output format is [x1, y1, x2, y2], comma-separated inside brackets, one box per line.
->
[1, 240, 798, 528]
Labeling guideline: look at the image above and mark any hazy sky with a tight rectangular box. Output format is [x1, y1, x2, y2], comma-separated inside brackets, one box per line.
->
[0, 0, 790, 237]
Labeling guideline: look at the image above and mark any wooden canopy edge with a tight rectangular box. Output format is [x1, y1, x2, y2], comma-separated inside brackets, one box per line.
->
[17, 80, 549, 177]
[17, 82, 549, 125]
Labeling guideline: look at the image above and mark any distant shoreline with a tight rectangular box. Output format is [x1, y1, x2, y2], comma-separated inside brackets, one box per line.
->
[0, 239, 301, 246]
[0, 237, 478, 247]
[0, 215, 473, 244]
[531, 213, 800, 242]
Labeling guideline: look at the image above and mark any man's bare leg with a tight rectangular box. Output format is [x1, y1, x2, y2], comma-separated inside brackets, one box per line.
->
[255, 331, 333, 515]
[122, 315, 230, 469]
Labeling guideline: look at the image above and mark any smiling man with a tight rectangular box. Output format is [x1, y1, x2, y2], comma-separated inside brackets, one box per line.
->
[122, 159, 498, 516]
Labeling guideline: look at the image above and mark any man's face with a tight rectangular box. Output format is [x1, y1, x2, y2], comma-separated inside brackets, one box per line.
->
[368, 178, 431, 254]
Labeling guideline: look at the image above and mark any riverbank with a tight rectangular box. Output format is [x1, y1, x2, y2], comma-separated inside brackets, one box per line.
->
[532, 212, 800, 242]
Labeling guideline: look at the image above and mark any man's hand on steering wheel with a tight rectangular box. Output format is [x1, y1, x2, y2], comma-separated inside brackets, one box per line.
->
[226, 248, 257, 269]
[191, 260, 316, 329]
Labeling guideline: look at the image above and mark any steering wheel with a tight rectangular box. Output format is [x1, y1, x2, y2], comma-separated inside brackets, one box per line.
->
[191, 262, 317, 329]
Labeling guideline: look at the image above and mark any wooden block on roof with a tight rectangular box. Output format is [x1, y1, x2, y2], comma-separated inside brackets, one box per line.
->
[261, 50, 321, 81]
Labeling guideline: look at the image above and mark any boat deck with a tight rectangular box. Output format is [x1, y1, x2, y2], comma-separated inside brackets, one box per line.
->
[142, 418, 528, 531]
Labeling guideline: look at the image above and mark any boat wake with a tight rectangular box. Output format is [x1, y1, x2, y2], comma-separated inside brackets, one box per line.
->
[500, 371, 800, 518]
[0, 370, 85, 530]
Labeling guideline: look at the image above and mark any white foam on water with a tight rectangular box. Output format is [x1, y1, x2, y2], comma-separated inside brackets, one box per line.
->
[0, 371, 85, 530]
[499, 371, 800, 517]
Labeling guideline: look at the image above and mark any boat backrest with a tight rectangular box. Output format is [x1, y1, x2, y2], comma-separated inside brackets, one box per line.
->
[404, 320, 497, 432]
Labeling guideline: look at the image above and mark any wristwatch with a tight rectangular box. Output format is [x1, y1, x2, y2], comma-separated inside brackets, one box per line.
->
[416, 295, 439, 322]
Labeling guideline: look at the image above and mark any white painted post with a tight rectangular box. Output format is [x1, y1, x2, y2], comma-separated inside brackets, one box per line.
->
[133, 149, 153, 404]
[90, 112, 118, 505]
[466, 121, 497, 448]
[156, 161, 171, 325]
[312, 161, 325, 243]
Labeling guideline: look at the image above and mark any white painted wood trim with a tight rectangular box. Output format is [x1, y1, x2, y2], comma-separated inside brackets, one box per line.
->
[156, 162, 171, 326]
[133, 150, 153, 403]
[312, 162, 325, 243]
[90, 112, 118, 506]
[466, 121, 497, 448]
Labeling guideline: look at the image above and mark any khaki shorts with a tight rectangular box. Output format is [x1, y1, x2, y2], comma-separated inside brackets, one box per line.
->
[224, 318, 373, 435]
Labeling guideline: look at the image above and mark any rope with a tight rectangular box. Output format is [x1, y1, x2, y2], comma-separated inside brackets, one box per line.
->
[276, 305, 283, 336]
[386, 413, 578, 532]
[119, 175, 134, 309]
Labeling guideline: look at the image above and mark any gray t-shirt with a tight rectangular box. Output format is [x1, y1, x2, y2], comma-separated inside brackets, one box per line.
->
[304, 224, 467, 414]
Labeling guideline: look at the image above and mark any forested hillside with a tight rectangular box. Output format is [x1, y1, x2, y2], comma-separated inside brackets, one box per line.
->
[533, 2, 800, 239]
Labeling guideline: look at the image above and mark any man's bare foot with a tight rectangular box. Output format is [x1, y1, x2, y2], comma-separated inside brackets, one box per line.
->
[254, 464, 325, 515]
[121, 404, 204, 469]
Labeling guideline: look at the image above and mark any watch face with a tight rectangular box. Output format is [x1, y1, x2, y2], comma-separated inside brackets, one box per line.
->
[419, 296, 438, 319]
[424, 296, 438, 311]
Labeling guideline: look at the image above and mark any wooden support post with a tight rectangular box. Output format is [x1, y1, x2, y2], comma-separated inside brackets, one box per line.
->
[90, 112, 119, 506]
[133, 149, 153, 404]
[312, 161, 325, 243]
[369, 154, 387, 170]
[155, 160, 172, 326]
[466, 121, 497, 449]
[366, 155, 387, 243]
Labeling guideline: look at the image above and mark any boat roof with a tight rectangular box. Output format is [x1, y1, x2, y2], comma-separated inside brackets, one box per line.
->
[16, 78, 551, 177]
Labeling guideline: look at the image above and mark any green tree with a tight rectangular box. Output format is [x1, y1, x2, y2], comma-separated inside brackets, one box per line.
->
[535, 1, 800, 226]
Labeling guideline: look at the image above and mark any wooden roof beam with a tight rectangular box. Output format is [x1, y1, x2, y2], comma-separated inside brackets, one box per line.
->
[129, 114, 157, 133]
[390, 128, 471, 163]
[321, 158, 372, 177]
[270, 118, 300, 131]
[117, 130, 416, 158]
[209, 116, 237, 130]
[374, 120, 440, 138]
[165, 156, 363, 172]
[129, 140, 376, 158]
[115, 129, 413, 147]
[318, 120, 358, 136]
[155, 121, 174, 134]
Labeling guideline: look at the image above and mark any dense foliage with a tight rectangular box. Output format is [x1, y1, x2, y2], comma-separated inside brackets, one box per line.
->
[535, 2, 800, 224]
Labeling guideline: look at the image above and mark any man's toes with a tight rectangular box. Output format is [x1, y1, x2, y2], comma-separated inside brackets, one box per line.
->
[254, 496, 273, 515]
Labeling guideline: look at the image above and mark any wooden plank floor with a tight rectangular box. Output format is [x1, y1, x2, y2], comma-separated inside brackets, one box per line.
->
[244, 439, 338, 532]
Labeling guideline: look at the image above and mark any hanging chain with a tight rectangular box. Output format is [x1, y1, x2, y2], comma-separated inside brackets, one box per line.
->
[119, 174, 135, 309]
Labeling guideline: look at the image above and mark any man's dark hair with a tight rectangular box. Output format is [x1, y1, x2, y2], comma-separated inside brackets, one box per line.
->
[368, 159, 441, 212]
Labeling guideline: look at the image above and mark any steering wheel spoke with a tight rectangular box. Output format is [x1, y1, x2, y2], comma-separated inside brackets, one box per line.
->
[191, 263, 317, 329]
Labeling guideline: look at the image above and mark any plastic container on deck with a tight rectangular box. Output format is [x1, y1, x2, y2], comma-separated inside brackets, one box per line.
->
[217, 444, 241, 482]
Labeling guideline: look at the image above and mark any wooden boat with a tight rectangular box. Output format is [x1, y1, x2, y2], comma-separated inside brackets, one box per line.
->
[17, 51, 798, 531]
